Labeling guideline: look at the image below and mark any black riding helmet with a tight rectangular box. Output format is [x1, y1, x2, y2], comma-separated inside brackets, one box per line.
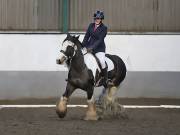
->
[93, 10, 104, 20]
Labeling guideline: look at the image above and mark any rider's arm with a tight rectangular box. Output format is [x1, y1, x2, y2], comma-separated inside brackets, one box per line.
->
[82, 24, 92, 48]
[91, 26, 107, 51]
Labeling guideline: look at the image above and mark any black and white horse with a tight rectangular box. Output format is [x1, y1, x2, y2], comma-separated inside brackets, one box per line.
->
[56, 34, 126, 120]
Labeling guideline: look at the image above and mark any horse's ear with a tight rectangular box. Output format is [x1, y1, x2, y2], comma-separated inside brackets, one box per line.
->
[67, 33, 70, 37]
[75, 35, 80, 39]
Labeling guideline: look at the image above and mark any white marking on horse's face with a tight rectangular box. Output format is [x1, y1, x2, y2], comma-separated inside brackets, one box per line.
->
[57, 52, 66, 64]
[61, 40, 74, 52]
[58, 40, 75, 64]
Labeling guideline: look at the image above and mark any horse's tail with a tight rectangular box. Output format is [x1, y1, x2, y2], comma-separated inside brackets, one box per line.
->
[106, 54, 127, 86]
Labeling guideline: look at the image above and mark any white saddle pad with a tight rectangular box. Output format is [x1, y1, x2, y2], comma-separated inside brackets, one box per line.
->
[82, 49, 114, 78]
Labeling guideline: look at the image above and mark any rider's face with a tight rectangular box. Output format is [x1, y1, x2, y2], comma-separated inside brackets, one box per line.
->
[95, 18, 102, 25]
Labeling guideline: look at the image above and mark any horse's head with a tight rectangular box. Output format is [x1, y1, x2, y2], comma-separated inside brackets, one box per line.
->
[56, 33, 80, 64]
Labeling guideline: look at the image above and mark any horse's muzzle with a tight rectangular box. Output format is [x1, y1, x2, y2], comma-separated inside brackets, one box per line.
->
[56, 59, 61, 64]
[56, 56, 66, 64]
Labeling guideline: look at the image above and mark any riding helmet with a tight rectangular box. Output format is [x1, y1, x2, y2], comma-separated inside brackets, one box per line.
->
[93, 10, 104, 20]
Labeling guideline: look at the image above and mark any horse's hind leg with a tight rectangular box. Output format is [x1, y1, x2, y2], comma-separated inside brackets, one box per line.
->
[106, 86, 118, 102]
[84, 87, 98, 120]
[96, 86, 117, 105]
[106, 86, 126, 117]
[56, 82, 75, 118]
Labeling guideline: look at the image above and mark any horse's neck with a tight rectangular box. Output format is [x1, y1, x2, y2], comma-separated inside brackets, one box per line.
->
[71, 48, 86, 72]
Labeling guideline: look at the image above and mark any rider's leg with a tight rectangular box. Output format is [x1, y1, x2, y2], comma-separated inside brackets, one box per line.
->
[95, 52, 106, 69]
[95, 52, 108, 87]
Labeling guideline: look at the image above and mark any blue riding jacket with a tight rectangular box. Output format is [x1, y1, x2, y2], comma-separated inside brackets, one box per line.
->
[82, 23, 107, 53]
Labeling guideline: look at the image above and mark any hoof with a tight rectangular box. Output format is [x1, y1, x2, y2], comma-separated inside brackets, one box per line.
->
[56, 109, 67, 118]
[56, 97, 68, 118]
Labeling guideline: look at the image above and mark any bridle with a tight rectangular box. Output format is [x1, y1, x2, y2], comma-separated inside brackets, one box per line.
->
[60, 41, 78, 61]
[59, 39, 88, 72]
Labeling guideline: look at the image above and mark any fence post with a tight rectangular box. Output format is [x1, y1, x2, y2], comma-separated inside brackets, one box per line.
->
[62, 0, 68, 33]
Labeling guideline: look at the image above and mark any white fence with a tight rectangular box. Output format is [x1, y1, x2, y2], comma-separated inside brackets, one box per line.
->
[0, 34, 180, 71]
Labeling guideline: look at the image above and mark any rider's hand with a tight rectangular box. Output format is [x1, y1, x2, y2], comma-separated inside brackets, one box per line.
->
[87, 48, 93, 53]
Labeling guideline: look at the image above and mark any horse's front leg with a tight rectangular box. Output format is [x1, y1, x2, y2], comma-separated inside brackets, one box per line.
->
[56, 82, 75, 118]
[84, 86, 98, 120]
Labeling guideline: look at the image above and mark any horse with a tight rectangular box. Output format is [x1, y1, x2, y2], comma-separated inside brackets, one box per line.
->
[56, 34, 126, 120]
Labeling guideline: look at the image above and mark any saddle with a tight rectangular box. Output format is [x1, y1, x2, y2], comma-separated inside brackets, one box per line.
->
[82, 48, 107, 72]
[82, 49, 114, 87]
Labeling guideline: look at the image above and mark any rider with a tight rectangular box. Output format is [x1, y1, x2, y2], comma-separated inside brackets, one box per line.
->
[82, 10, 110, 87]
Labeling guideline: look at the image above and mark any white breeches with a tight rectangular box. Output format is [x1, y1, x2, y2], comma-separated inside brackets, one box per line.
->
[95, 52, 106, 69]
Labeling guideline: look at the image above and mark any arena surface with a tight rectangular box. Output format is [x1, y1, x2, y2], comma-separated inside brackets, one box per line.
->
[0, 98, 180, 135]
